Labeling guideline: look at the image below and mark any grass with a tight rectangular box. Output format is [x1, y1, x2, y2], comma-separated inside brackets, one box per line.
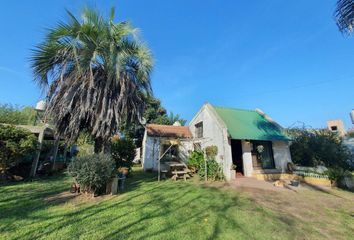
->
[0, 168, 353, 240]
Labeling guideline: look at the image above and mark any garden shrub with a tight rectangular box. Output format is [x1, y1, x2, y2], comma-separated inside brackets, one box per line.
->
[287, 128, 353, 169]
[0, 125, 37, 173]
[76, 131, 94, 157]
[205, 145, 218, 160]
[111, 137, 136, 170]
[188, 146, 223, 181]
[198, 158, 224, 181]
[187, 150, 204, 171]
[68, 154, 115, 194]
[0, 104, 37, 125]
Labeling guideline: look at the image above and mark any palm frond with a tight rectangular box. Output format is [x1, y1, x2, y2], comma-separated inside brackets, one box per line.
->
[30, 7, 153, 149]
[335, 0, 354, 34]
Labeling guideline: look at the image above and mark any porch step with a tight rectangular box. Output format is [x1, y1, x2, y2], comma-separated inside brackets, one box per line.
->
[236, 172, 244, 178]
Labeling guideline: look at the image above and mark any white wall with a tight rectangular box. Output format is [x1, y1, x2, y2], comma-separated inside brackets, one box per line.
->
[179, 140, 193, 162]
[241, 140, 253, 177]
[189, 105, 233, 180]
[142, 134, 160, 171]
[272, 141, 292, 172]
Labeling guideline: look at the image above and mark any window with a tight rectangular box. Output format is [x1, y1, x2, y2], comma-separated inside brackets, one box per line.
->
[330, 126, 338, 131]
[160, 144, 178, 162]
[195, 122, 203, 138]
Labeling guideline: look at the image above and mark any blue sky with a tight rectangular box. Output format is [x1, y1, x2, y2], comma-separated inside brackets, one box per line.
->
[0, 0, 353, 129]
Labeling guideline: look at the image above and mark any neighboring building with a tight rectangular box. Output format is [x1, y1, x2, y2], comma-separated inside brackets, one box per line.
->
[327, 119, 346, 137]
[142, 103, 292, 181]
[141, 124, 193, 171]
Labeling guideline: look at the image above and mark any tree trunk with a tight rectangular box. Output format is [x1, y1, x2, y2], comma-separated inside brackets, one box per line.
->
[94, 137, 111, 154]
[94, 137, 103, 154]
[30, 128, 45, 177]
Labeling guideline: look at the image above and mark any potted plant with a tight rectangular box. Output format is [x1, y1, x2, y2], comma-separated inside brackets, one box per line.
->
[230, 164, 237, 180]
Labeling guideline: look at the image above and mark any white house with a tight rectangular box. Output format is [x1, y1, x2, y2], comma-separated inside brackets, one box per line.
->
[142, 103, 292, 181]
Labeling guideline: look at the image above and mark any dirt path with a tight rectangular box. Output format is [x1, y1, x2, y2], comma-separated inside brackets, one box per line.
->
[227, 178, 354, 239]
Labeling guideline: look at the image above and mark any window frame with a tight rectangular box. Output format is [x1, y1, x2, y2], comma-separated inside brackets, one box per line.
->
[195, 122, 203, 138]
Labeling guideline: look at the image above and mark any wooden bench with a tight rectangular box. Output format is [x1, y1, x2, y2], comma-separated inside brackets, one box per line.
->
[171, 170, 190, 181]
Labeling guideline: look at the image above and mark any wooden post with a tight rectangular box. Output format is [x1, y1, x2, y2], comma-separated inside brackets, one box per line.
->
[52, 137, 60, 171]
[30, 128, 45, 177]
[157, 144, 173, 182]
[204, 156, 207, 182]
[158, 157, 161, 182]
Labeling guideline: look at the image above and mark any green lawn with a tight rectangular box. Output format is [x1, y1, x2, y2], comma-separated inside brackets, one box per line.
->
[0, 168, 353, 240]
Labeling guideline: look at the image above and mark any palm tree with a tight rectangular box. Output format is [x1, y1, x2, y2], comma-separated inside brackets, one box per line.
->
[31, 7, 153, 152]
[335, 0, 354, 34]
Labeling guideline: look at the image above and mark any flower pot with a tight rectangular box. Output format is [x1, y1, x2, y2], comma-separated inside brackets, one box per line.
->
[118, 167, 129, 176]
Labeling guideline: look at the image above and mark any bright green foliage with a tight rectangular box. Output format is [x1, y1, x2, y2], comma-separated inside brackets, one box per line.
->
[0, 104, 37, 125]
[287, 128, 353, 169]
[198, 158, 224, 181]
[187, 150, 204, 170]
[188, 146, 223, 181]
[0, 125, 38, 172]
[68, 154, 115, 193]
[76, 131, 95, 157]
[111, 138, 136, 170]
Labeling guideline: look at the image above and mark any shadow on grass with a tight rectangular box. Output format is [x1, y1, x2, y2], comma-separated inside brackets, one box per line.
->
[0, 169, 302, 239]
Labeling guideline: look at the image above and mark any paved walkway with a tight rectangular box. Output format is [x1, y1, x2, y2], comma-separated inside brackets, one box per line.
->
[229, 177, 298, 192]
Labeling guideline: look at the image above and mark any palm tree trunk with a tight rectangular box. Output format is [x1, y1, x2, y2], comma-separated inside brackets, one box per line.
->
[94, 137, 111, 154]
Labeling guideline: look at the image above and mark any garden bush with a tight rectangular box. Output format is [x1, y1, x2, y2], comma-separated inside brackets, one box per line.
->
[76, 131, 95, 157]
[287, 128, 353, 169]
[188, 146, 223, 181]
[198, 158, 224, 181]
[187, 150, 204, 171]
[0, 125, 37, 174]
[111, 137, 135, 170]
[68, 154, 115, 194]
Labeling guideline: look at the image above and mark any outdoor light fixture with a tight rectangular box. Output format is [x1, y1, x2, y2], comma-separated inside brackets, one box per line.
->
[33, 100, 46, 125]
[35, 100, 46, 112]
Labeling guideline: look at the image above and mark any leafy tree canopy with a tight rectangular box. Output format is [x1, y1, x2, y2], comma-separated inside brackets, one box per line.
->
[30, 7, 153, 152]
[286, 128, 353, 170]
[0, 125, 38, 172]
[0, 104, 37, 125]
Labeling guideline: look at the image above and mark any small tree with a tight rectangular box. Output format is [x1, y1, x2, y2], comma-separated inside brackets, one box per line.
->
[287, 128, 353, 169]
[111, 137, 136, 170]
[68, 154, 115, 194]
[0, 125, 38, 174]
[199, 145, 224, 181]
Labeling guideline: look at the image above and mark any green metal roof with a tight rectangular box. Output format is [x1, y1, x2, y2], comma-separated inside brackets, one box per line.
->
[212, 106, 291, 141]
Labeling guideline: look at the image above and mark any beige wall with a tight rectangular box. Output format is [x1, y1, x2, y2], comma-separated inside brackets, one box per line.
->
[241, 140, 253, 177]
[327, 119, 346, 137]
[189, 105, 232, 180]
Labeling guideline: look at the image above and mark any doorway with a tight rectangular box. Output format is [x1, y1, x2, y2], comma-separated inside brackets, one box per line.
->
[231, 139, 243, 175]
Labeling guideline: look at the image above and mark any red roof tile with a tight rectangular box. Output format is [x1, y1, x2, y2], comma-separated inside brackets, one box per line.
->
[146, 124, 192, 138]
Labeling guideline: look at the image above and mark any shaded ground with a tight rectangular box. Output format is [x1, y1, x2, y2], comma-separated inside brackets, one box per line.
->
[0, 168, 353, 240]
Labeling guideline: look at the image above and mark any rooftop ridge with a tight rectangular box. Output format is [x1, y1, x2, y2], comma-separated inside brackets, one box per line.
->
[212, 105, 256, 113]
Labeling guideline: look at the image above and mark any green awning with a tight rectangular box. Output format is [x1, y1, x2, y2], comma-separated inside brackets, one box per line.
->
[213, 106, 291, 141]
